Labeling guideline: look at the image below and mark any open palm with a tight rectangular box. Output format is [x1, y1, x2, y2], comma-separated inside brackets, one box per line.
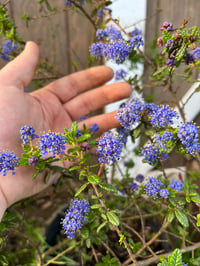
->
[0, 42, 131, 218]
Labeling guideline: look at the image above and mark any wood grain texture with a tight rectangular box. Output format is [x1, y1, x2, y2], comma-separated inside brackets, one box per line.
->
[0, 0, 94, 77]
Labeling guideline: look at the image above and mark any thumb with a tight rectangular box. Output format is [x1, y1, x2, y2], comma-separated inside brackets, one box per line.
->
[0, 41, 40, 89]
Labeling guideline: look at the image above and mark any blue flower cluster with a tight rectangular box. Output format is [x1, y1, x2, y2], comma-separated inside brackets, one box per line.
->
[115, 69, 127, 80]
[89, 123, 99, 133]
[142, 131, 174, 165]
[145, 177, 163, 198]
[116, 97, 178, 130]
[116, 98, 146, 130]
[39, 132, 66, 157]
[0, 151, 19, 176]
[148, 105, 178, 128]
[169, 179, 184, 192]
[96, 131, 122, 164]
[0, 40, 18, 61]
[117, 126, 130, 144]
[192, 48, 200, 60]
[62, 198, 90, 239]
[20, 126, 39, 145]
[177, 122, 199, 155]
[145, 177, 184, 199]
[91, 25, 143, 64]
[160, 21, 174, 31]
[129, 182, 138, 191]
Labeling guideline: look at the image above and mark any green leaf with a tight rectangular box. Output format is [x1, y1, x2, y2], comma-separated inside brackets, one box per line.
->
[22, 144, 31, 153]
[32, 169, 40, 179]
[91, 204, 102, 209]
[88, 174, 100, 184]
[168, 248, 182, 266]
[97, 221, 107, 233]
[76, 134, 91, 142]
[44, 171, 51, 184]
[107, 211, 120, 226]
[99, 183, 118, 193]
[175, 211, 189, 227]
[191, 195, 200, 204]
[69, 165, 81, 171]
[75, 183, 89, 197]
[71, 121, 78, 137]
[86, 238, 91, 248]
[167, 211, 175, 223]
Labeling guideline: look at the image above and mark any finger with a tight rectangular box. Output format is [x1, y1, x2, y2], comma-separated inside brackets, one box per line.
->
[0, 41, 40, 89]
[44, 66, 114, 103]
[78, 111, 121, 134]
[64, 82, 132, 120]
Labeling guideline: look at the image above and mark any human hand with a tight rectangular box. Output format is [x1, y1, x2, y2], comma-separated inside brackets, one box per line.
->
[0, 41, 131, 218]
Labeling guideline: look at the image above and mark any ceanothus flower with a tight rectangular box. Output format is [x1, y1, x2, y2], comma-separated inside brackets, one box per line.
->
[192, 48, 200, 60]
[0, 40, 18, 61]
[145, 177, 163, 198]
[184, 52, 195, 65]
[115, 69, 127, 80]
[169, 179, 184, 192]
[117, 126, 130, 144]
[96, 131, 122, 164]
[159, 189, 170, 198]
[39, 132, 66, 157]
[0, 151, 19, 176]
[177, 122, 199, 155]
[90, 42, 105, 58]
[102, 40, 131, 64]
[148, 105, 178, 128]
[129, 35, 144, 48]
[116, 98, 146, 130]
[156, 131, 174, 150]
[128, 28, 142, 37]
[136, 174, 144, 183]
[89, 123, 99, 133]
[62, 199, 90, 239]
[141, 144, 160, 165]
[20, 126, 39, 145]
[129, 182, 138, 191]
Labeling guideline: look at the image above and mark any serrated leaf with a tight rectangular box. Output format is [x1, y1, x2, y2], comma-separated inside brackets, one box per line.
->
[97, 221, 107, 233]
[99, 183, 118, 193]
[168, 248, 182, 266]
[88, 174, 100, 184]
[175, 211, 189, 227]
[107, 211, 120, 226]
[75, 182, 89, 197]
[167, 211, 175, 223]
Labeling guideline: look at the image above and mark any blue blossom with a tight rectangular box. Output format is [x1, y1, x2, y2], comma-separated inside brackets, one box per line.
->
[128, 28, 142, 37]
[39, 132, 66, 157]
[105, 25, 122, 41]
[148, 105, 178, 128]
[192, 48, 200, 60]
[62, 199, 89, 239]
[102, 40, 131, 64]
[129, 182, 138, 191]
[89, 123, 99, 133]
[165, 39, 175, 50]
[166, 57, 177, 66]
[0, 151, 19, 176]
[116, 98, 146, 130]
[136, 174, 144, 183]
[117, 126, 129, 144]
[159, 189, 170, 198]
[96, 131, 122, 164]
[115, 69, 127, 80]
[141, 144, 160, 165]
[20, 126, 39, 145]
[145, 177, 163, 198]
[184, 52, 195, 65]
[169, 179, 184, 192]
[129, 35, 144, 48]
[90, 42, 104, 58]
[97, 7, 111, 19]
[177, 122, 199, 155]
[77, 116, 87, 122]
[1, 40, 18, 61]
[156, 131, 174, 150]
